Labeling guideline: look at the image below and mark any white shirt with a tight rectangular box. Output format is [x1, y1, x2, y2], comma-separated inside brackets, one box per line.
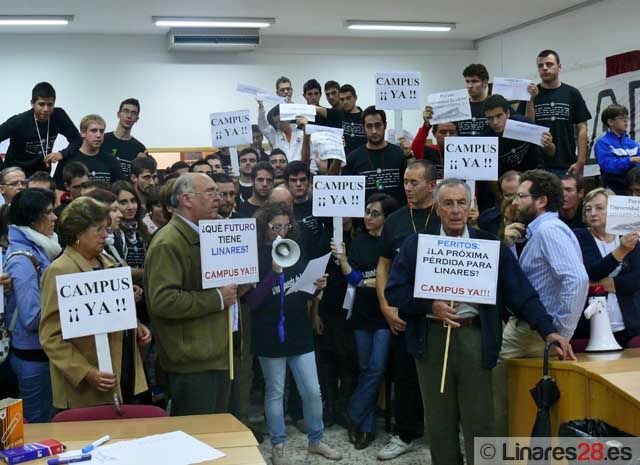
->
[258, 106, 304, 161]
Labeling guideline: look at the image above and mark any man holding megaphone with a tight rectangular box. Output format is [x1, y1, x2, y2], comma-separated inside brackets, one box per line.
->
[244, 203, 342, 464]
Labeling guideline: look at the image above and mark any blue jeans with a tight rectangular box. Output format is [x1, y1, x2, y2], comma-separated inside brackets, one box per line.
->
[349, 329, 391, 433]
[259, 352, 324, 447]
[9, 353, 53, 423]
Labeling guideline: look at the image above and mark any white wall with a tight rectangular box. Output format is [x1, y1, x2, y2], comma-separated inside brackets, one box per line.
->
[477, 0, 640, 87]
[0, 34, 476, 149]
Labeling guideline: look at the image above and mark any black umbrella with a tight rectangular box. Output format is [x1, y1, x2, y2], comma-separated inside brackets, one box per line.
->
[530, 340, 561, 437]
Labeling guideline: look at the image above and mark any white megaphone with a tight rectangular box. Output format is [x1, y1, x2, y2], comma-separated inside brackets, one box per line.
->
[272, 235, 300, 268]
[584, 296, 623, 352]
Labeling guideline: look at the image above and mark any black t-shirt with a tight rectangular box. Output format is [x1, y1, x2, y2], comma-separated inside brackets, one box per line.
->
[342, 110, 366, 154]
[560, 204, 585, 230]
[0, 108, 81, 176]
[102, 132, 146, 178]
[484, 115, 544, 175]
[381, 205, 440, 259]
[293, 199, 330, 260]
[316, 108, 344, 129]
[237, 182, 253, 205]
[457, 100, 488, 137]
[529, 83, 592, 169]
[236, 200, 260, 219]
[423, 146, 444, 178]
[343, 143, 407, 204]
[251, 245, 315, 357]
[55, 150, 125, 189]
[348, 232, 387, 330]
[293, 199, 323, 239]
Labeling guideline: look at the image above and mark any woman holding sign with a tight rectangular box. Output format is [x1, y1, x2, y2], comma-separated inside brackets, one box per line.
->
[39, 197, 149, 409]
[330, 193, 398, 450]
[245, 203, 341, 464]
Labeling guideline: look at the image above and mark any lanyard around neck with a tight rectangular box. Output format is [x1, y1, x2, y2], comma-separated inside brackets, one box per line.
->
[34, 113, 50, 158]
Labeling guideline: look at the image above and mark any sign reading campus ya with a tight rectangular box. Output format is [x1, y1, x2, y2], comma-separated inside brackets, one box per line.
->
[606, 195, 640, 235]
[200, 219, 259, 288]
[312, 175, 366, 218]
[375, 72, 422, 110]
[413, 235, 500, 305]
[443, 137, 499, 181]
[209, 110, 252, 147]
[56, 267, 137, 340]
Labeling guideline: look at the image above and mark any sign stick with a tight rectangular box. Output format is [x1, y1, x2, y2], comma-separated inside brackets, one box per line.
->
[333, 217, 343, 254]
[229, 146, 240, 177]
[228, 306, 234, 381]
[95, 333, 113, 374]
[440, 300, 454, 394]
[393, 111, 403, 144]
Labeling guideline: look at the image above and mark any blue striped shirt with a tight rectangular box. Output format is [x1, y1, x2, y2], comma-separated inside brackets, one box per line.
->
[519, 212, 589, 339]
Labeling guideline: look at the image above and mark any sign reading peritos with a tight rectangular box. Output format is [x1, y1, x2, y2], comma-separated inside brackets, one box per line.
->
[200, 218, 259, 288]
[209, 110, 252, 147]
[413, 235, 500, 305]
[312, 175, 366, 218]
[56, 267, 137, 339]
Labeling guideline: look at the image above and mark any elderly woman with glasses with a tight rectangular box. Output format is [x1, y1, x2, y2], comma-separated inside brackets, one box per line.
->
[245, 202, 341, 464]
[595, 104, 640, 194]
[573, 188, 640, 347]
[39, 197, 149, 409]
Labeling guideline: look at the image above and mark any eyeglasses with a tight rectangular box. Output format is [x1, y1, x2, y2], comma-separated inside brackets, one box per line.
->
[4, 180, 27, 187]
[614, 116, 629, 122]
[365, 209, 383, 218]
[187, 190, 220, 199]
[269, 223, 292, 233]
[365, 122, 384, 130]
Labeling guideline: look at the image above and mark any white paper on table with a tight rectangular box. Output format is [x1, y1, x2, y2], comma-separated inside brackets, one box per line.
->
[80, 430, 225, 465]
[427, 89, 472, 125]
[492, 77, 532, 101]
[256, 93, 286, 104]
[342, 285, 356, 320]
[236, 82, 268, 95]
[503, 118, 548, 147]
[286, 252, 331, 295]
[279, 104, 316, 122]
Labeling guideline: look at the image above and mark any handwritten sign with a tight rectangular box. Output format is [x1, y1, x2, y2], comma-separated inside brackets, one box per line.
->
[428, 89, 472, 125]
[308, 126, 345, 162]
[606, 196, 640, 235]
[312, 175, 366, 218]
[209, 110, 252, 147]
[56, 267, 137, 339]
[443, 137, 499, 181]
[375, 72, 422, 110]
[200, 219, 259, 288]
[413, 235, 500, 305]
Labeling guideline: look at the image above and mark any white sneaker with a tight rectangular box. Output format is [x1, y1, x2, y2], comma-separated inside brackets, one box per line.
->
[308, 441, 343, 460]
[377, 435, 416, 460]
[271, 444, 290, 465]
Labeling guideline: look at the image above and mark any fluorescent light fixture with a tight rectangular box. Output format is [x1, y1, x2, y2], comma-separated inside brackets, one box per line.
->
[346, 20, 454, 32]
[0, 15, 73, 26]
[153, 17, 274, 28]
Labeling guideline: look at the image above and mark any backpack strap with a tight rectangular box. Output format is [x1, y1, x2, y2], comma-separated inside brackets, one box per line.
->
[4, 250, 41, 332]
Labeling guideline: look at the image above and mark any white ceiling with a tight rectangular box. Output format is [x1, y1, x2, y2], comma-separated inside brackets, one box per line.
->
[2, 0, 591, 39]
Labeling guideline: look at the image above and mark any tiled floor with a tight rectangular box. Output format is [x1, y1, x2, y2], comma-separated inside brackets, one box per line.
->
[257, 422, 432, 465]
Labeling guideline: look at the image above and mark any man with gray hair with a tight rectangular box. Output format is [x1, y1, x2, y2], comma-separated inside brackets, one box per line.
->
[144, 173, 237, 416]
[0, 167, 26, 205]
[385, 178, 572, 465]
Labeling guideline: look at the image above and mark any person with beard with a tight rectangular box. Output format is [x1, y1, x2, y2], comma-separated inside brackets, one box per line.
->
[237, 148, 259, 205]
[102, 98, 147, 177]
[269, 149, 288, 186]
[237, 162, 275, 218]
[212, 173, 239, 219]
[324, 81, 341, 110]
[130, 156, 158, 216]
[343, 106, 406, 204]
[522, 50, 592, 175]
[0, 82, 81, 177]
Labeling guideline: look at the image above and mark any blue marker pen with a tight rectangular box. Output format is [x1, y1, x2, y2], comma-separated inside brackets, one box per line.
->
[47, 454, 92, 465]
[82, 434, 111, 453]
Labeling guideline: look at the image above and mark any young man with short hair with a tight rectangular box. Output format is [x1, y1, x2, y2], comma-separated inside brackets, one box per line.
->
[457, 64, 491, 136]
[526, 50, 592, 175]
[205, 154, 224, 173]
[0, 167, 26, 205]
[0, 82, 81, 176]
[258, 100, 304, 162]
[411, 105, 458, 178]
[102, 98, 147, 177]
[212, 173, 238, 219]
[237, 162, 275, 218]
[269, 149, 288, 184]
[559, 173, 585, 229]
[130, 156, 158, 214]
[190, 159, 214, 175]
[55, 114, 124, 189]
[251, 124, 269, 161]
[275, 76, 293, 103]
[324, 81, 341, 109]
[27, 171, 55, 191]
[237, 148, 259, 204]
[305, 79, 343, 129]
[284, 161, 324, 238]
[343, 106, 406, 204]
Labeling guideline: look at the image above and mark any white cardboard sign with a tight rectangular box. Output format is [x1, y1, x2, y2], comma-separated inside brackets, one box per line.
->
[606, 196, 640, 235]
[413, 235, 500, 305]
[310, 131, 346, 162]
[375, 72, 422, 110]
[443, 136, 499, 181]
[503, 119, 548, 147]
[200, 218, 259, 288]
[279, 104, 316, 122]
[56, 267, 137, 339]
[492, 77, 532, 101]
[209, 110, 252, 147]
[256, 93, 286, 104]
[312, 175, 366, 218]
[428, 89, 472, 125]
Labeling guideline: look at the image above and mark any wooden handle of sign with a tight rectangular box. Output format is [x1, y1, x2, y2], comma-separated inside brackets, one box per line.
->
[228, 306, 234, 381]
[393, 110, 403, 143]
[333, 217, 343, 254]
[95, 333, 113, 374]
[229, 147, 240, 177]
[440, 300, 454, 394]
